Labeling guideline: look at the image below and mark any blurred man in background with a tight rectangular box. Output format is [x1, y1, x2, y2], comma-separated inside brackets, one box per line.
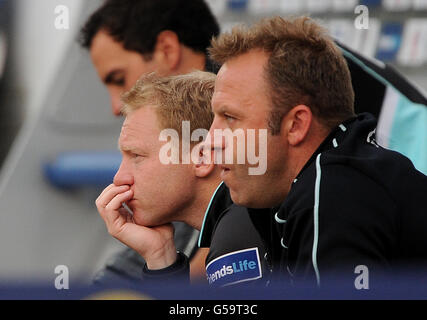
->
[80, 0, 219, 116]
[79, 0, 220, 284]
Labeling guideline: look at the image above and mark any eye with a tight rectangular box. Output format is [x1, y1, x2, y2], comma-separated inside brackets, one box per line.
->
[111, 78, 125, 87]
[131, 153, 143, 160]
[224, 113, 236, 124]
[105, 73, 125, 87]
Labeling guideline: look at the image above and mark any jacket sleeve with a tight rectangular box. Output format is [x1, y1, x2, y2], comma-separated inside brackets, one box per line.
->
[141, 251, 190, 283]
[92, 222, 196, 287]
[284, 165, 399, 289]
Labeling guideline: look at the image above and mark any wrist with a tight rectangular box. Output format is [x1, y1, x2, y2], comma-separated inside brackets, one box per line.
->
[145, 243, 178, 270]
[142, 251, 190, 282]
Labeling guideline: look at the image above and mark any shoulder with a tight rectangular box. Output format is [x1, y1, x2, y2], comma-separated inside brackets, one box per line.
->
[320, 144, 427, 210]
[206, 206, 271, 287]
[209, 205, 268, 255]
[284, 159, 399, 223]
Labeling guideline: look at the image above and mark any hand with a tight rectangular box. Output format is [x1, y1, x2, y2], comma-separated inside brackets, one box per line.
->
[95, 184, 177, 270]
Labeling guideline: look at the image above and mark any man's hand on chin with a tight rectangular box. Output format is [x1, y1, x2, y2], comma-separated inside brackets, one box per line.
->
[96, 183, 178, 270]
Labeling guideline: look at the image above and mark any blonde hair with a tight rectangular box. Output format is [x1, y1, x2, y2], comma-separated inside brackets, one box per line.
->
[121, 71, 216, 140]
[209, 16, 355, 133]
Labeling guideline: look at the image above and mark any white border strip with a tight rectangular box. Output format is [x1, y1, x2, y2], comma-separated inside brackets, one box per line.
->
[313, 154, 322, 287]
[198, 181, 224, 247]
[377, 86, 399, 148]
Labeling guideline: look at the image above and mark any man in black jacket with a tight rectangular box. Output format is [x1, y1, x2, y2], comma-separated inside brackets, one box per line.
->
[206, 16, 427, 289]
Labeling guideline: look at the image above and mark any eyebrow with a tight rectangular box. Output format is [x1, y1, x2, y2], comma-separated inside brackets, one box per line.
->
[118, 144, 145, 154]
[212, 103, 228, 114]
[117, 138, 144, 154]
[215, 104, 243, 118]
[104, 70, 124, 84]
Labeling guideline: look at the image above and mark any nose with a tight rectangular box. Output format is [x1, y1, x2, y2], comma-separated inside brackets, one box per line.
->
[111, 100, 123, 117]
[109, 90, 124, 117]
[113, 160, 134, 187]
[206, 118, 227, 165]
[207, 117, 226, 151]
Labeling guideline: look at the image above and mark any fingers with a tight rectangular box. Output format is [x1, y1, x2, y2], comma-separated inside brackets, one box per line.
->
[118, 207, 134, 224]
[95, 187, 177, 269]
[104, 190, 133, 226]
[105, 189, 132, 211]
[95, 184, 134, 236]
[96, 183, 116, 203]
[96, 184, 129, 209]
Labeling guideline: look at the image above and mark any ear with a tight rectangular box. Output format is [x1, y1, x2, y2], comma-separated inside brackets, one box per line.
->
[152, 30, 181, 74]
[192, 143, 216, 178]
[281, 105, 313, 146]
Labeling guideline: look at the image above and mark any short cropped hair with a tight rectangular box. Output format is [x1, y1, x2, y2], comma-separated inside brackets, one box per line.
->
[121, 71, 216, 142]
[80, 0, 220, 60]
[209, 16, 355, 134]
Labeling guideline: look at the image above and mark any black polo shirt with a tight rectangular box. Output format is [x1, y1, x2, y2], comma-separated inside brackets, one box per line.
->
[198, 182, 275, 287]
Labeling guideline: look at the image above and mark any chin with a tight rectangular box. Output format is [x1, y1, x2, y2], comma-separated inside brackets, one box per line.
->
[229, 189, 269, 209]
[132, 213, 152, 227]
[229, 188, 250, 207]
[134, 210, 168, 228]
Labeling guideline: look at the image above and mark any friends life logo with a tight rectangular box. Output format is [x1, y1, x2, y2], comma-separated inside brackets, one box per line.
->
[206, 248, 262, 287]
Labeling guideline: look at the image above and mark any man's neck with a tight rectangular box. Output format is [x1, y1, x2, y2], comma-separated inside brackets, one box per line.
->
[285, 125, 331, 196]
[181, 178, 222, 230]
[177, 46, 206, 74]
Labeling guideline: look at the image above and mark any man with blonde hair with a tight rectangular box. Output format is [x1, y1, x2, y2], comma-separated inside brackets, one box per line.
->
[96, 71, 270, 285]
[81, 0, 221, 285]
[95, 71, 219, 279]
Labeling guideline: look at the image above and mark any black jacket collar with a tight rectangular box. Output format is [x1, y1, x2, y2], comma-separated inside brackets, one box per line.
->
[198, 182, 233, 247]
